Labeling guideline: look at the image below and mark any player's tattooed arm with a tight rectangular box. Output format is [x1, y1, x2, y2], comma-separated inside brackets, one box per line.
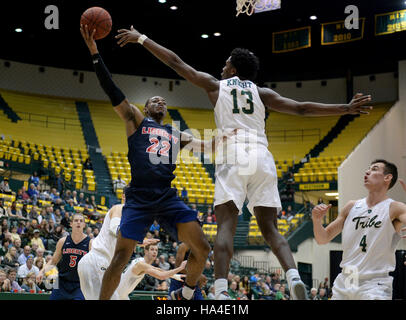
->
[258, 87, 373, 116]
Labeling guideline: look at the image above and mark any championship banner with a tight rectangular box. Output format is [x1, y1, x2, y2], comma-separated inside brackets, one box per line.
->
[321, 18, 365, 45]
[299, 183, 330, 191]
[272, 26, 311, 53]
[375, 9, 406, 36]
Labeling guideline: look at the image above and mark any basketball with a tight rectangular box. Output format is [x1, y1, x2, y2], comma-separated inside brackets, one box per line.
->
[80, 7, 112, 40]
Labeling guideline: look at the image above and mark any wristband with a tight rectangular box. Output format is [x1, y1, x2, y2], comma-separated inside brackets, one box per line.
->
[138, 34, 148, 45]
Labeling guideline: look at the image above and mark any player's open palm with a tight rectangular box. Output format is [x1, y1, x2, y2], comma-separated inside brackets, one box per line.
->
[312, 203, 332, 221]
[116, 26, 141, 47]
[347, 93, 373, 115]
[80, 24, 98, 54]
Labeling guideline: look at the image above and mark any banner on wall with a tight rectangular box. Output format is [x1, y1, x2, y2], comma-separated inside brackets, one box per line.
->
[375, 9, 406, 36]
[321, 18, 365, 45]
[272, 26, 311, 53]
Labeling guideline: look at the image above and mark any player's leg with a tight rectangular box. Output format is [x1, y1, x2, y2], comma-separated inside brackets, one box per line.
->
[77, 252, 103, 300]
[174, 220, 210, 300]
[254, 206, 307, 299]
[99, 231, 136, 300]
[213, 200, 239, 299]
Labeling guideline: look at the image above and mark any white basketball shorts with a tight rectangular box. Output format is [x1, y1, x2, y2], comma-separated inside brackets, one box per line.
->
[331, 273, 393, 300]
[213, 143, 281, 215]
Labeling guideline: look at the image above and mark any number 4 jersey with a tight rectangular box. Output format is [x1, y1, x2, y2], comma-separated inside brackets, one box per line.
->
[214, 76, 268, 148]
[340, 198, 401, 276]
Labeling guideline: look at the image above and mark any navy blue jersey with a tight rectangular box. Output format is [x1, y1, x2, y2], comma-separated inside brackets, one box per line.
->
[57, 235, 90, 283]
[128, 117, 181, 189]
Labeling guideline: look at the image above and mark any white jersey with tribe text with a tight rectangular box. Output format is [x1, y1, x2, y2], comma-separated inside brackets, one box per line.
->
[91, 204, 123, 262]
[214, 76, 268, 148]
[340, 198, 401, 276]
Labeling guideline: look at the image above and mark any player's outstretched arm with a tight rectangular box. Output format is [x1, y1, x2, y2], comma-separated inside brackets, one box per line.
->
[80, 24, 144, 136]
[36, 237, 65, 283]
[136, 260, 188, 281]
[312, 201, 354, 244]
[115, 26, 219, 97]
[258, 87, 373, 117]
[395, 179, 406, 237]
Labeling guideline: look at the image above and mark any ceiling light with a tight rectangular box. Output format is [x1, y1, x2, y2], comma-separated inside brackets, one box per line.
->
[214, 32, 221, 37]
[335, 196, 339, 199]
[201, 34, 209, 39]
[310, 15, 317, 20]
[15, 28, 23, 33]
[325, 192, 339, 196]
[158, 0, 166, 3]
[170, 6, 178, 10]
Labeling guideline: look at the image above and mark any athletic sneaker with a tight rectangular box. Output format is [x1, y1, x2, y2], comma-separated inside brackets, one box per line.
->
[290, 279, 308, 300]
[215, 291, 231, 300]
[169, 287, 190, 300]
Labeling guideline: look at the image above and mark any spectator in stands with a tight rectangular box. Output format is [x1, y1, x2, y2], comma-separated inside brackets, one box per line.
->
[6, 201, 21, 220]
[21, 271, 41, 293]
[273, 283, 287, 300]
[18, 245, 31, 266]
[60, 212, 71, 230]
[53, 198, 63, 213]
[180, 187, 188, 203]
[13, 238, 23, 256]
[17, 254, 39, 278]
[169, 241, 178, 256]
[27, 184, 39, 205]
[29, 172, 40, 188]
[71, 190, 79, 206]
[63, 190, 72, 202]
[149, 220, 160, 233]
[28, 207, 37, 221]
[113, 175, 126, 192]
[20, 187, 30, 203]
[64, 199, 75, 214]
[202, 259, 213, 278]
[233, 275, 241, 290]
[50, 188, 59, 202]
[0, 178, 12, 195]
[207, 285, 215, 300]
[7, 268, 22, 292]
[240, 275, 251, 296]
[37, 208, 46, 225]
[78, 192, 86, 206]
[228, 280, 239, 300]
[83, 158, 93, 170]
[158, 255, 170, 271]
[309, 287, 318, 300]
[0, 239, 11, 260]
[46, 220, 56, 238]
[156, 279, 168, 291]
[168, 254, 176, 270]
[317, 287, 328, 300]
[0, 199, 6, 218]
[54, 174, 64, 195]
[270, 273, 281, 287]
[93, 227, 99, 238]
[90, 195, 97, 209]
[1, 219, 10, 236]
[34, 259, 44, 273]
[30, 230, 45, 250]
[0, 268, 11, 292]
[238, 287, 249, 300]
[53, 208, 62, 225]
[319, 278, 330, 297]
[21, 204, 28, 220]
[3, 246, 19, 268]
[9, 226, 21, 244]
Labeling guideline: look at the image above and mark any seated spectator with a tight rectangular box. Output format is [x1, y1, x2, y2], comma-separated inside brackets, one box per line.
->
[3, 246, 20, 268]
[64, 199, 75, 214]
[28, 207, 38, 221]
[0, 239, 11, 259]
[158, 255, 170, 271]
[18, 245, 32, 265]
[317, 288, 328, 300]
[60, 212, 71, 229]
[9, 226, 21, 244]
[113, 175, 126, 192]
[0, 199, 6, 218]
[202, 259, 213, 277]
[20, 187, 31, 203]
[149, 220, 160, 233]
[78, 193, 86, 206]
[180, 187, 188, 203]
[12, 238, 23, 256]
[237, 287, 249, 300]
[0, 268, 11, 292]
[309, 287, 318, 300]
[34, 248, 46, 268]
[28, 172, 40, 188]
[207, 285, 215, 300]
[34, 259, 44, 273]
[71, 191, 79, 206]
[27, 184, 39, 205]
[30, 230, 45, 251]
[63, 190, 72, 202]
[50, 188, 60, 202]
[0, 178, 12, 195]
[21, 204, 29, 220]
[21, 271, 41, 293]
[90, 195, 97, 209]
[17, 254, 39, 278]
[156, 280, 168, 291]
[285, 205, 294, 221]
[37, 208, 46, 225]
[53, 209, 62, 225]
[38, 186, 51, 201]
[52, 198, 64, 213]
[6, 268, 22, 292]
[227, 280, 239, 300]
[46, 220, 56, 238]
[153, 229, 160, 240]
[83, 158, 93, 170]
[205, 212, 214, 224]
[6, 201, 21, 219]
[93, 227, 100, 238]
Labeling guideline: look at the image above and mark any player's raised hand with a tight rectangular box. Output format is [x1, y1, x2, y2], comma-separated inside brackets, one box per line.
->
[80, 24, 98, 55]
[346, 93, 373, 115]
[36, 272, 43, 284]
[312, 203, 332, 221]
[141, 238, 160, 247]
[116, 26, 142, 47]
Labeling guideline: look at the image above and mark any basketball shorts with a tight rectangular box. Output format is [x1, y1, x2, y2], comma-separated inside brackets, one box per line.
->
[49, 279, 85, 300]
[77, 251, 120, 300]
[214, 143, 281, 214]
[120, 187, 198, 242]
[331, 272, 393, 300]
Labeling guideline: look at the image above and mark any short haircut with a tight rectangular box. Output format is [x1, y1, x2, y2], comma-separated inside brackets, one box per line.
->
[371, 159, 398, 189]
[144, 243, 158, 251]
[71, 213, 85, 222]
[230, 48, 260, 81]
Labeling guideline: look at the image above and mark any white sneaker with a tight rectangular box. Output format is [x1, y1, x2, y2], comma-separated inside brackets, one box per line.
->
[215, 291, 232, 300]
[290, 279, 308, 300]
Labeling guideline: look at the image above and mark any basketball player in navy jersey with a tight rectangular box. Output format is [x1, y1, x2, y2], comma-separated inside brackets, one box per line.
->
[80, 25, 223, 300]
[36, 213, 91, 300]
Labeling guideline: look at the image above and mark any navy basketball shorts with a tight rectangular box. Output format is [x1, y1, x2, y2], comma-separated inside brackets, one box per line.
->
[49, 281, 85, 300]
[120, 187, 198, 243]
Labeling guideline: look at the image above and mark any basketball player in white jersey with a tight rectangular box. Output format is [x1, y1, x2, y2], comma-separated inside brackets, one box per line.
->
[77, 189, 186, 299]
[115, 26, 372, 300]
[312, 160, 406, 300]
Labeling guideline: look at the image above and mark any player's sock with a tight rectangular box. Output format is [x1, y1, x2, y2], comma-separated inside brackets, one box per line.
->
[214, 278, 228, 299]
[286, 268, 300, 286]
[182, 283, 195, 300]
[286, 268, 307, 300]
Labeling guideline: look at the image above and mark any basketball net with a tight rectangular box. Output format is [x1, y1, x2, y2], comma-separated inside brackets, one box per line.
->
[236, 0, 277, 16]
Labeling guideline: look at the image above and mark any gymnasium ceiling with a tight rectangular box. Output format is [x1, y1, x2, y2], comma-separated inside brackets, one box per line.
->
[1, 0, 406, 82]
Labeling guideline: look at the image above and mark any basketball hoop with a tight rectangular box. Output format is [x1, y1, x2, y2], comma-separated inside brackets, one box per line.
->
[236, 0, 280, 16]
